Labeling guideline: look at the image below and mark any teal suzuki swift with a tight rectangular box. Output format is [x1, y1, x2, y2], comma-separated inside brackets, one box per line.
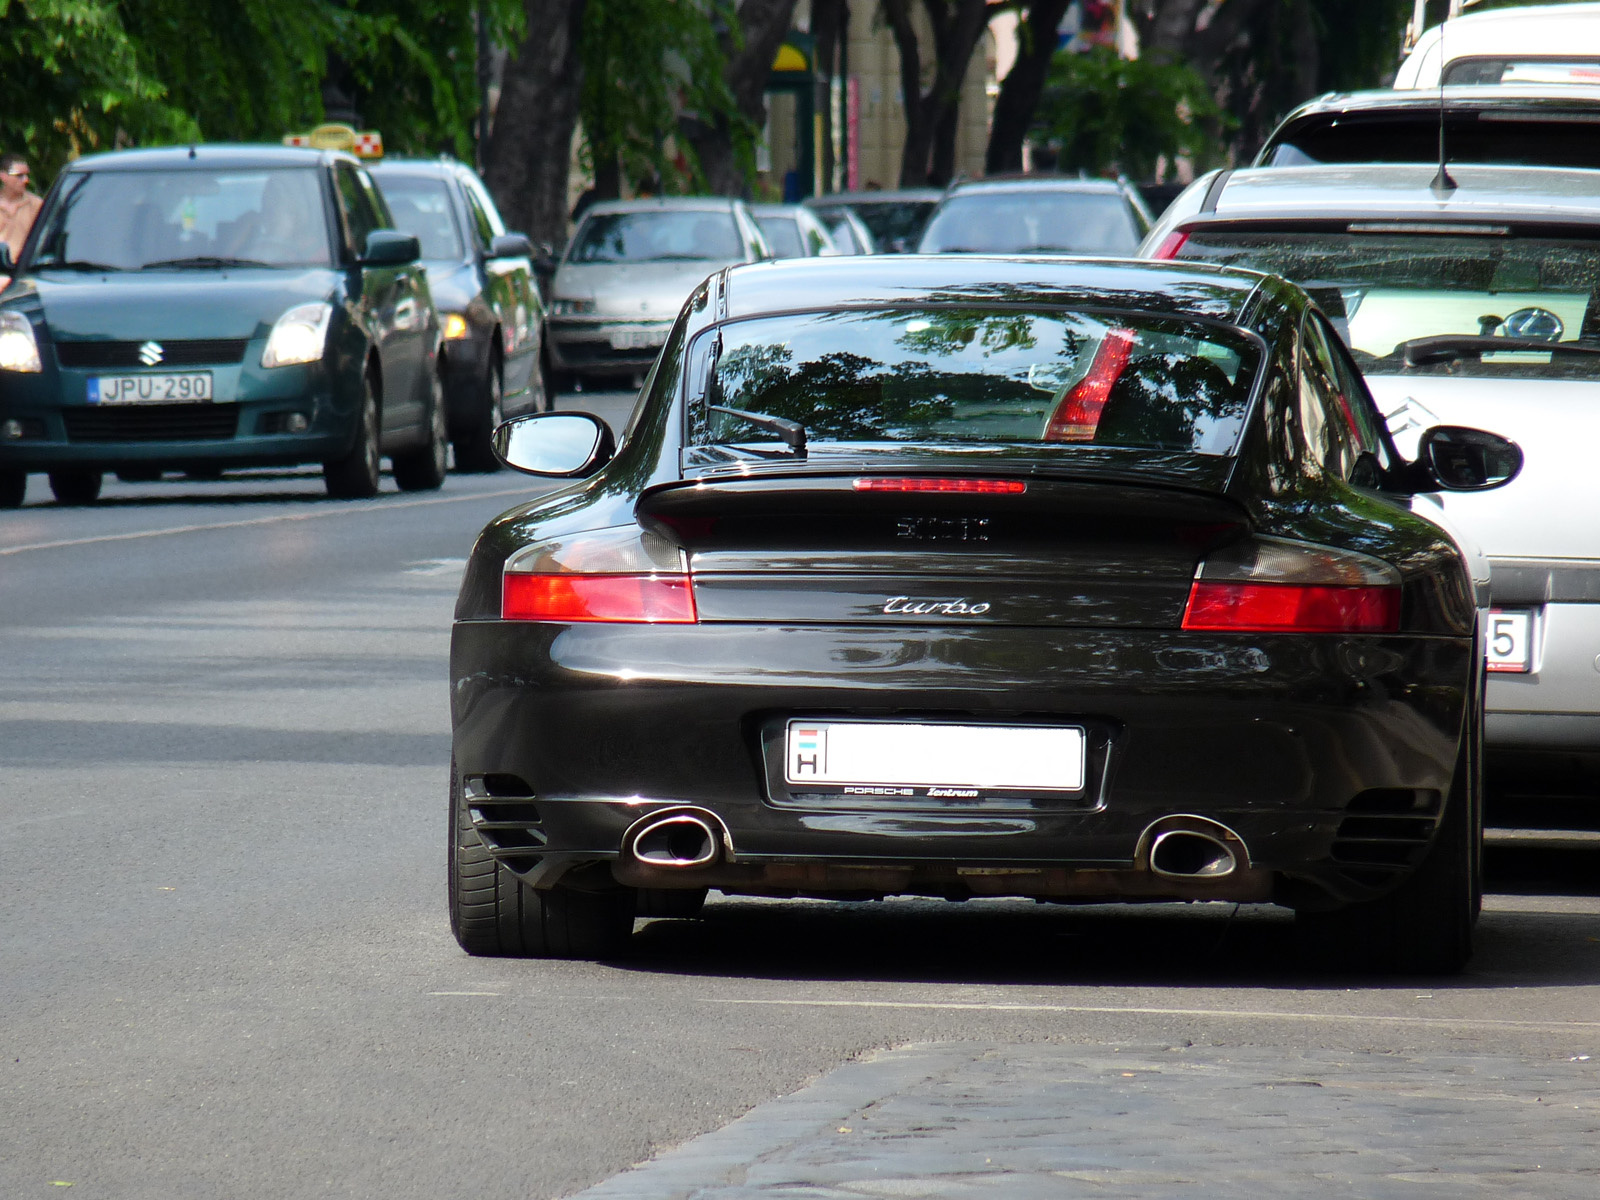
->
[0, 144, 448, 506]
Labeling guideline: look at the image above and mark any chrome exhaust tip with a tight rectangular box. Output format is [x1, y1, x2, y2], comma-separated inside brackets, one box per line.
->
[626, 811, 721, 869]
[1139, 815, 1250, 880]
[1149, 830, 1238, 879]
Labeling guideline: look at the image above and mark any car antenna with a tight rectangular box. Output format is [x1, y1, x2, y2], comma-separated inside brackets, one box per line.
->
[1431, 8, 1456, 195]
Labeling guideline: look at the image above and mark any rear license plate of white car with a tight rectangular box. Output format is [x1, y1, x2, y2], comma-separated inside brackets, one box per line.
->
[785, 720, 1086, 796]
[89, 373, 214, 404]
[1487, 608, 1533, 673]
[609, 330, 664, 351]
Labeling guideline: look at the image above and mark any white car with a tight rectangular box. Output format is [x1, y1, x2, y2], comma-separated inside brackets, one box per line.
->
[1397, 2, 1600, 88]
[1141, 162, 1600, 807]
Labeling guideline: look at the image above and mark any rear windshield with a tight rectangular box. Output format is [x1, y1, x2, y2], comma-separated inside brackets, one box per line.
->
[569, 210, 742, 263]
[29, 168, 332, 270]
[1444, 58, 1600, 86]
[1264, 114, 1600, 169]
[825, 201, 935, 249]
[376, 175, 464, 260]
[1177, 230, 1600, 379]
[919, 193, 1142, 255]
[693, 308, 1259, 455]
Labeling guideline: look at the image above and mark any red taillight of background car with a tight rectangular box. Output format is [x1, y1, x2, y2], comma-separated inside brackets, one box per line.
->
[853, 477, 1027, 494]
[1181, 580, 1400, 633]
[502, 573, 697, 623]
[1044, 327, 1137, 442]
[1150, 231, 1190, 260]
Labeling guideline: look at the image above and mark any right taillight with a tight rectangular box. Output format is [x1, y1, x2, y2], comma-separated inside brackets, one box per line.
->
[1150, 230, 1189, 260]
[1182, 538, 1401, 633]
[501, 525, 696, 623]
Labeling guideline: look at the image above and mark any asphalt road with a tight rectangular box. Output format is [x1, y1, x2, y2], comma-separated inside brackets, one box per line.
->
[3, 390, 1600, 1199]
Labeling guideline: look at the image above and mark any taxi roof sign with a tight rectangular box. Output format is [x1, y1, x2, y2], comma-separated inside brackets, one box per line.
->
[283, 123, 384, 160]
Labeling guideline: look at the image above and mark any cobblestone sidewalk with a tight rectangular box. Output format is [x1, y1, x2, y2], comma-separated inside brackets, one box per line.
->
[568, 1041, 1600, 1199]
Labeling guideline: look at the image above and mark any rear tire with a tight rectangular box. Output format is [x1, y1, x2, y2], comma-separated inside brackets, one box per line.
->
[451, 362, 503, 473]
[0, 469, 24, 508]
[48, 468, 102, 505]
[392, 370, 448, 491]
[448, 763, 635, 958]
[1296, 687, 1480, 975]
[324, 372, 381, 499]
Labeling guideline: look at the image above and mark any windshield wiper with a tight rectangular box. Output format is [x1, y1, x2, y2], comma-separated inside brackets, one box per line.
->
[1402, 334, 1600, 366]
[708, 404, 807, 456]
[36, 259, 124, 272]
[140, 256, 273, 270]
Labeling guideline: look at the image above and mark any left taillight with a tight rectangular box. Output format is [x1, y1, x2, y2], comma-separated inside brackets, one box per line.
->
[1181, 537, 1401, 634]
[501, 525, 697, 623]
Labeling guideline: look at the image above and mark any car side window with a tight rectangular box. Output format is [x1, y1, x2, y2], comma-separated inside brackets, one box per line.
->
[1315, 313, 1397, 478]
[804, 218, 827, 256]
[356, 169, 394, 229]
[1298, 313, 1373, 485]
[334, 164, 380, 255]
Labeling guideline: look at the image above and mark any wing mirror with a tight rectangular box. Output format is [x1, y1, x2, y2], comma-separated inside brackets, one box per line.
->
[1411, 425, 1523, 492]
[362, 230, 420, 266]
[489, 233, 534, 260]
[492, 411, 615, 477]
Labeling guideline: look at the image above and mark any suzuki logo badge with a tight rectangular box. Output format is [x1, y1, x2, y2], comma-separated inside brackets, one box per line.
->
[138, 341, 165, 366]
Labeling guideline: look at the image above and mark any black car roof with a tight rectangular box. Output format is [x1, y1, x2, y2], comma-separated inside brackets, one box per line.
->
[718, 255, 1267, 323]
[68, 144, 352, 171]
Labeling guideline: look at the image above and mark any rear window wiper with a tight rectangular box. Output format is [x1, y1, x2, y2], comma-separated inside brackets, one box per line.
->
[140, 256, 273, 270]
[707, 404, 808, 456]
[1402, 335, 1600, 366]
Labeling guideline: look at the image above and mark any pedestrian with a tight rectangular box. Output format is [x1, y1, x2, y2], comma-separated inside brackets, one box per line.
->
[0, 152, 42, 258]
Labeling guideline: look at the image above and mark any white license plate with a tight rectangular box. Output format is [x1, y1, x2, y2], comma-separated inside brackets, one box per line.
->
[609, 330, 664, 351]
[1487, 608, 1533, 673]
[785, 720, 1086, 795]
[89, 373, 214, 404]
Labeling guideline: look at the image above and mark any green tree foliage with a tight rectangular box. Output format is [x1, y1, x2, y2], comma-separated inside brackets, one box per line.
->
[1033, 46, 1225, 180]
[0, 0, 192, 179]
[578, 0, 750, 196]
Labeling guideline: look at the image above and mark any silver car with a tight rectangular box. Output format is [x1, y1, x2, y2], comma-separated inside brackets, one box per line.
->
[1141, 162, 1600, 803]
[547, 198, 770, 385]
[750, 204, 841, 258]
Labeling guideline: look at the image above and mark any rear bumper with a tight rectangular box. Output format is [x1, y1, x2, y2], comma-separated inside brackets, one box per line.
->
[546, 318, 669, 375]
[1485, 602, 1600, 761]
[450, 620, 1471, 906]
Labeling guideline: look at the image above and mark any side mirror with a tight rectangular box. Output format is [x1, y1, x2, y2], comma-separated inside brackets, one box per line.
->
[362, 230, 420, 266]
[1413, 424, 1523, 492]
[489, 232, 534, 260]
[493, 411, 615, 477]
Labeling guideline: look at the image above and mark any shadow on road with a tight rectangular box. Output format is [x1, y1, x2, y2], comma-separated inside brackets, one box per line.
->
[616, 846, 1600, 991]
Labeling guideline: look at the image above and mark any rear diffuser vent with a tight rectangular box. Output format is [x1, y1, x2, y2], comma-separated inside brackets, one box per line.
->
[465, 775, 546, 876]
[1331, 788, 1441, 882]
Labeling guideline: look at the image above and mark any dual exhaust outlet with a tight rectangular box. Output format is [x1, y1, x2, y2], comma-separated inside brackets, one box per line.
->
[620, 809, 1247, 882]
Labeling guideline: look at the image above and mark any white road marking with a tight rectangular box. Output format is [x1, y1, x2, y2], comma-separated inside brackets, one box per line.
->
[701, 997, 1600, 1033]
[0, 486, 535, 557]
[427, 991, 504, 997]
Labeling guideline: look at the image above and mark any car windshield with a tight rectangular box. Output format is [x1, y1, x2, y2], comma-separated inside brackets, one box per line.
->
[1177, 230, 1600, 379]
[754, 215, 804, 258]
[919, 193, 1141, 255]
[569, 211, 742, 263]
[376, 175, 464, 260]
[30, 167, 332, 270]
[694, 307, 1258, 455]
[1265, 115, 1600, 169]
[825, 200, 935, 248]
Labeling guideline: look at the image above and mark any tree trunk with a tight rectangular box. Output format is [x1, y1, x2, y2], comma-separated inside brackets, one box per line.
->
[985, 0, 1071, 174]
[482, 0, 587, 249]
[680, 0, 802, 195]
[884, 0, 996, 186]
[926, 0, 997, 184]
[813, 0, 846, 192]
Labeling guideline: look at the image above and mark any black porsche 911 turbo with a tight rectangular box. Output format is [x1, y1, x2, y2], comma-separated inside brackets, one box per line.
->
[448, 256, 1522, 974]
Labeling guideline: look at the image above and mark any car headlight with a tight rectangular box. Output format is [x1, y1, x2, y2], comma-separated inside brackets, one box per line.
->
[442, 312, 469, 340]
[0, 310, 42, 373]
[261, 302, 333, 368]
[551, 298, 594, 316]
